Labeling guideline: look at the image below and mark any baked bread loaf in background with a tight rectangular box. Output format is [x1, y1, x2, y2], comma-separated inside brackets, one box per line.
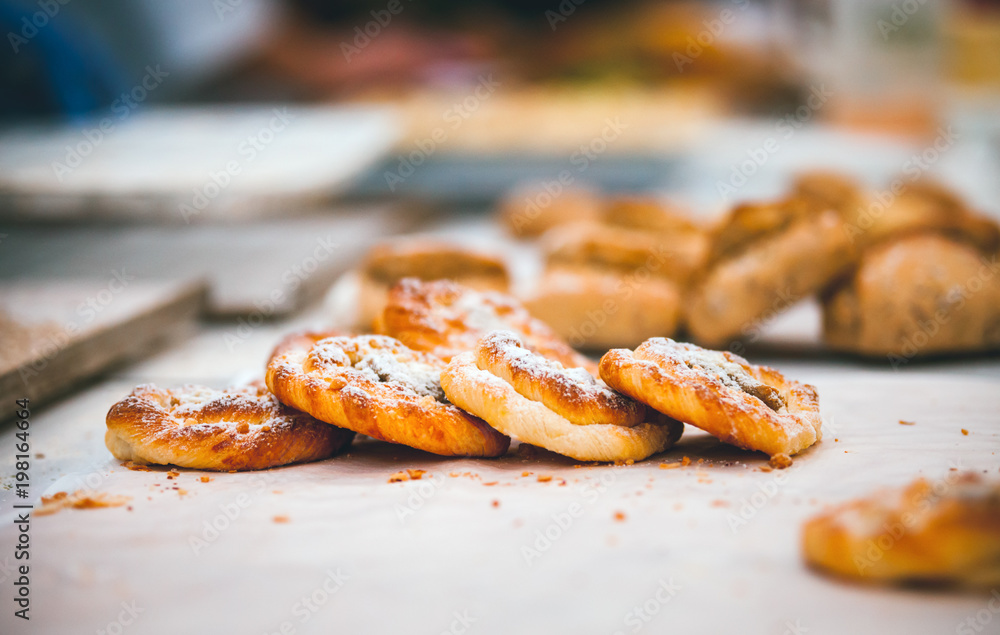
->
[357, 240, 509, 329]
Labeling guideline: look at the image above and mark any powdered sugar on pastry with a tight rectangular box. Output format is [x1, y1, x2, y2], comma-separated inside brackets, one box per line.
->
[309, 336, 446, 402]
[476, 331, 644, 427]
[600, 338, 821, 457]
[267, 331, 509, 457]
[105, 382, 353, 471]
[641, 338, 785, 411]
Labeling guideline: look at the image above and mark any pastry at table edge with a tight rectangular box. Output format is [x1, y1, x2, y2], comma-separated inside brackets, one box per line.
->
[105, 382, 353, 471]
[802, 473, 1000, 588]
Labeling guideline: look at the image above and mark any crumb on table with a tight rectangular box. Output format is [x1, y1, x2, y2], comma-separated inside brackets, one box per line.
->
[769, 454, 793, 469]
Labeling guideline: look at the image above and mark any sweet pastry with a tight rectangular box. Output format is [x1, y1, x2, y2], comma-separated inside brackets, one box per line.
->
[802, 473, 1000, 588]
[523, 222, 684, 349]
[441, 331, 683, 462]
[357, 240, 510, 329]
[686, 195, 856, 347]
[378, 278, 596, 372]
[105, 382, 353, 471]
[601, 196, 709, 278]
[266, 331, 510, 457]
[791, 171, 865, 217]
[599, 338, 821, 457]
[847, 180, 1000, 252]
[498, 182, 603, 238]
[823, 234, 1000, 358]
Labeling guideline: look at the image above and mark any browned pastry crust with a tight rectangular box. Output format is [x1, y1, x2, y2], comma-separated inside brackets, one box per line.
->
[599, 338, 821, 457]
[441, 333, 683, 462]
[498, 182, 604, 238]
[378, 278, 596, 372]
[266, 331, 509, 457]
[792, 170, 866, 216]
[823, 234, 1000, 357]
[524, 221, 685, 349]
[687, 203, 855, 347]
[847, 180, 1000, 253]
[524, 267, 681, 350]
[105, 382, 353, 471]
[542, 221, 703, 285]
[475, 330, 645, 426]
[802, 474, 1000, 588]
[601, 198, 710, 280]
[357, 240, 509, 329]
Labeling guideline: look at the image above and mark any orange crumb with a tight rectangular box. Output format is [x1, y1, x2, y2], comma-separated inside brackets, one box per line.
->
[681, 456, 691, 466]
[537, 475, 553, 483]
[273, 515, 290, 523]
[449, 472, 460, 477]
[236, 422, 250, 434]
[711, 500, 729, 507]
[491, 500, 500, 508]
[759, 465, 773, 473]
[36, 490, 131, 516]
[177, 488, 189, 496]
[769, 454, 793, 469]
[200, 476, 211, 483]
[406, 469, 426, 480]
[659, 462, 682, 470]
[389, 471, 409, 483]
[521, 471, 532, 477]
[961, 429, 969, 436]
[613, 511, 626, 522]
[123, 461, 152, 472]
[483, 481, 498, 486]
[899, 420, 915, 426]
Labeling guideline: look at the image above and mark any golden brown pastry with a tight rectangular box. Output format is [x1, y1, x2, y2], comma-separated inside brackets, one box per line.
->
[602, 196, 710, 277]
[600, 338, 821, 457]
[523, 222, 685, 349]
[846, 180, 1000, 252]
[802, 473, 1000, 588]
[791, 170, 866, 217]
[498, 182, 604, 238]
[105, 383, 353, 471]
[823, 234, 1000, 358]
[686, 195, 856, 347]
[357, 240, 510, 329]
[441, 331, 683, 462]
[378, 277, 597, 372]
[266, 332, 510, 457]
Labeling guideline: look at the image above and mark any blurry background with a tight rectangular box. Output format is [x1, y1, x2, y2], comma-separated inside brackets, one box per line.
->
[2, 0, 1000, 402]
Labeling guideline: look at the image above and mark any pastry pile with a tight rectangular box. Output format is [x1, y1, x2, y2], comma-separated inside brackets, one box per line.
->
[106, 277, 822, 468]
[500, 174, 1000, 357]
